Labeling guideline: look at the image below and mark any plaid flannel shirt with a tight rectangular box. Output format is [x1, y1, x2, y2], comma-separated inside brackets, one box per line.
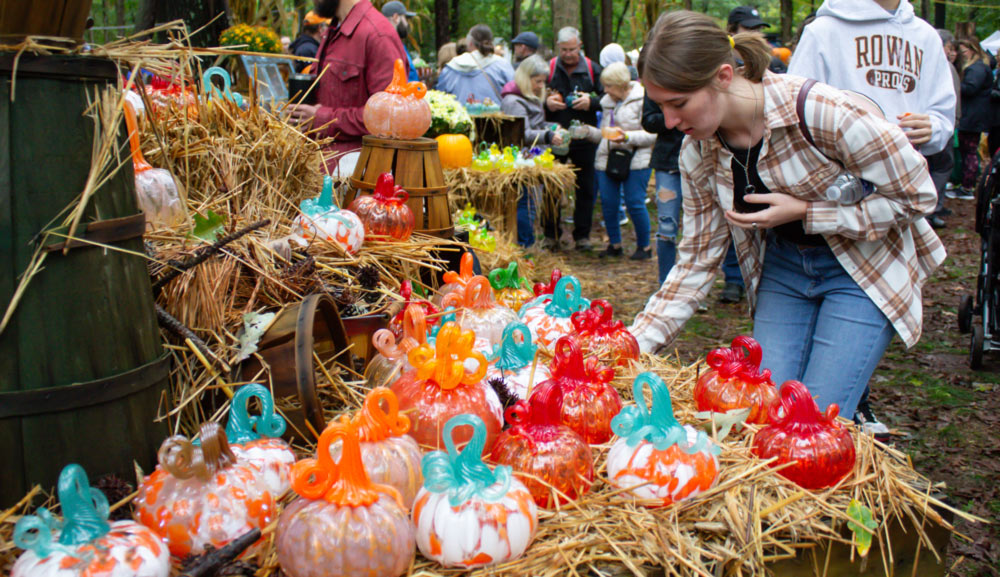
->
[630, 72, 946, 352]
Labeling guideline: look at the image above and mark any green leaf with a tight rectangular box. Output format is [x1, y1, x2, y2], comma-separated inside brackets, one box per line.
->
[191, 210, 226, 242]
[694, 407, 750, 441]
[846, 499, 879, 557]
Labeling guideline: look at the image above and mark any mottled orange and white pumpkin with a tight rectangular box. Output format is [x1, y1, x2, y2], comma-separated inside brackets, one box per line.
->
[13, 464, 170, 577]
[225, 383, 296, 495]
[133, 423, 275, 557]
[519, 275, 589, 349]
[413, 415, 538, 568]
[607, 373, 720, 507]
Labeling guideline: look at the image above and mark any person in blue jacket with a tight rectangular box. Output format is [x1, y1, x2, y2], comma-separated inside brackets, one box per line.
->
[437, 24, 515, 105]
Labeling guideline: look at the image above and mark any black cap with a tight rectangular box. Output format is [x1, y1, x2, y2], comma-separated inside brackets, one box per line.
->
[510, 31, 540, 50]
[728, 6, 769, 30]
[381, 0, 416, 18]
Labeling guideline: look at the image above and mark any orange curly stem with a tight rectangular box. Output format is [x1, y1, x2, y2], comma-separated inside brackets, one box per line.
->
[384, 59, 427, 99]
[442, 252, 476, 286]
[353, 387, 411, 442]
[290, 420, 402, 507]
[407, 322, 487, 390]
[442, 275, 496, 311]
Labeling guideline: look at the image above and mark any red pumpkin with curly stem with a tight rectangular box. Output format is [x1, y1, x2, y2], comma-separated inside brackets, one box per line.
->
[532, 268, 563, 297]
[694, 335, 777, 424]
[569, 299, 640, 367]
[363, 59, 431, 139]
[751, 380, 856, 490]
[537, 336, 621, 444]
[387, 281, 439, 339]
[348, 173, 416, 241]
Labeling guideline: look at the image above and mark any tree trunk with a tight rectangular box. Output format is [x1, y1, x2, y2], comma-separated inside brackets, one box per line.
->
[136, 0, 230, 47]
[435, 0, 449, 49]
[580, 0, 598, 57]
[115, 0, 126, 27]
[512, 0, 522, 38]
[780, 0, 793, 44]
[450, 0, 460, 38]
[552, 0, 579, 43]
[600, 0, 612, 48]
[933, 1, 946, 29]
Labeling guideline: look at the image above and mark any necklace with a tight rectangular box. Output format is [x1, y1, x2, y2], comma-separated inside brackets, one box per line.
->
[717, 84, 760, 196]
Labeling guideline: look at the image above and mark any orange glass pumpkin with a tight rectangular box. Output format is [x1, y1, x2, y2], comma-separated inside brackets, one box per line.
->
[277, 420, 414, 577]
[366, 304, 427, 387]
[752, 380, 856, 490]
[608, 372, 720, 507]
[434, 251, 477, 306]
[442, 276, 519, 352]
[540, 337, 621, 445]
[133, 423, 275, 558]
[490, 380, 594, 507]
[489, 262, 534, 312]
[569, 299, 640, 367]
[345, 387, 424, 509]
[391, 322, 502, 450]
[436, 134, 473, 169]
[348, 173, 416, 241]
[694, 335, 778, 425]
[363, 59, 431, 140]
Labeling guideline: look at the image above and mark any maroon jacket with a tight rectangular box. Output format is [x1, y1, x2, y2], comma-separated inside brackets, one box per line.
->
[314, 0, 408, 169]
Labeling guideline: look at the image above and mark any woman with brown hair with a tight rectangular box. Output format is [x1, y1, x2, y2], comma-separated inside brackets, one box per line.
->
[629, 11, 944, 418]
[954, 38, 994, 197]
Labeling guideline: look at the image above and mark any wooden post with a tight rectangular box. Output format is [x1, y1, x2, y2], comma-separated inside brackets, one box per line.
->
[580, 0, 598, 58]
[450, 0, 460, 38]
[601, 0, 612, 48]
[512, 0, 522, 38]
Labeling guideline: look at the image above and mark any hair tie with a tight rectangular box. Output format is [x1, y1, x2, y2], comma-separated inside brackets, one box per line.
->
[728, 35, 735, 49]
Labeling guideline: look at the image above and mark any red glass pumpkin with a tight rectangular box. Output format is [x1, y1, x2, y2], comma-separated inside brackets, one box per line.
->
[367, 304, 427, 387]
[134, 423, 275, 557]
[363, 58, 431, 140]
[694, 335, 778, 424]
[539, 337, 621, 445]
[348, 173, 416, 241]
[490, 380, 594, 507]
[387, 280, 440, 339]
[532, 268, 563, 297]
[752, 380, 856, 490]
[442, 275, 519, 352]
[391, 322, 502, 450]
[569, 299, 640, 367]
[347, 387, 424, 509]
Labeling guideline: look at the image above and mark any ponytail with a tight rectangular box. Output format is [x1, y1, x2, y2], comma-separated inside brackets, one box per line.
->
[731, 31, 773, 82]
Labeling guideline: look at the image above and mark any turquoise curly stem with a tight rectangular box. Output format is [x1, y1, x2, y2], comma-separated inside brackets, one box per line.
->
[421, 414, 512, 507]
[612, 373, 719, 456]
[543, 276, 587, 318]
[487, 322, 536, 371]
[202, 66, 244, 107]
[14, 464, 111, 559]
[226, 383, 287, 444]
[13, 508, 63, 559]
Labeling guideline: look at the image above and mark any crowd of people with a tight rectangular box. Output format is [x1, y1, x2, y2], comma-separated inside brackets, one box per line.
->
[285, 0, 999, 439]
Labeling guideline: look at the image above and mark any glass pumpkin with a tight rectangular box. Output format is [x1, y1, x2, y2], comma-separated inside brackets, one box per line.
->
[484, 322, 551, 399]
[607, 372, 720, 507]
[124, 100, 187, 230]
[277, 419, 414, 577]
[489, 262, 534, 312]
[348, 173, 416, 241]
[387, 280, 440, 338]
[751, 380, 856, 490]
[436, 134, 473, 169]
[412, 415, 538, 568]
[519, 275, 590, 349]
[343, 387, 425, 509]
[434, 251, 476, 307]
[540, 337, 621, 445]
[569, 299, 640, 367]
[293, 175, 365, 254]
[13, 464, 170, 577]
[532, 268, 563, 297]
[133, 423, 275, 557]
[366, 304, 427, 387]
[362, 58, 431, 140]
[442, 275, 519, 352]
[391, 322, 502, 450]
[490, 381, 594, 507]
[694, 335, 778, 425]
[224, 383, 297, 495]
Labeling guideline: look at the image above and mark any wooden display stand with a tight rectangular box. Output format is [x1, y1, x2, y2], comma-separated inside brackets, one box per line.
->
[347, 136, 454, 238]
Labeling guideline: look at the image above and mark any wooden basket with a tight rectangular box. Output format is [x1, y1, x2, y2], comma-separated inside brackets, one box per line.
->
[0, 0, 93, 42]
[347, 135, 454, 238]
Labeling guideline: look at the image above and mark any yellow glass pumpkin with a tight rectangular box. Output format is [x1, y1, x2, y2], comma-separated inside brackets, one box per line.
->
[436, 134, 473, 169]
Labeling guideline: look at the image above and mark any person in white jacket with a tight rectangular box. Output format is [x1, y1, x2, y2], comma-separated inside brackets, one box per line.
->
[788, 0, 956, 439]
[587, 62, 656, 259]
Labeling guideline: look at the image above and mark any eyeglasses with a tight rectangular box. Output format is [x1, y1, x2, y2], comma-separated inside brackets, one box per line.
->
[559, 44, 581, 54]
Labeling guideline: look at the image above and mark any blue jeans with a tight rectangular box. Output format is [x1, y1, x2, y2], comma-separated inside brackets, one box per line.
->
[516, 185, 538, 247]
[655, 171, 682, 284]
[752, 233, 895, 417]
[722, 241, 743, 287]
[597, 168, 652, 248]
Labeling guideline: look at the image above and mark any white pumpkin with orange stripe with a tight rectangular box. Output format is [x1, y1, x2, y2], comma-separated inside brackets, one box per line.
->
[519, 275, 589, 350]
[412, 415, 538, 568]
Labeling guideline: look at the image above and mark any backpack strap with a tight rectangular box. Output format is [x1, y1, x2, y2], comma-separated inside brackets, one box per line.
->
[548, 57, 557, 84]
[796, 78, 818, 148]
[548, 57, 596, 87]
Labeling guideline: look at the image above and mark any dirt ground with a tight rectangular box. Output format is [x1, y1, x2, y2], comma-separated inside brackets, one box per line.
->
[539, 194, 1000, 576]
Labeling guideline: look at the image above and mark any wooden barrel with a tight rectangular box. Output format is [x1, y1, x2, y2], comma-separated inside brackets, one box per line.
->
[0, 0, 94, 42]
[0, 54, 169, 506]
[347, 135, 454, 238]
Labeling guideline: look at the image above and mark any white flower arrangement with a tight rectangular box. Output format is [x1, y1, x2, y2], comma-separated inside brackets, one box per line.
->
[424, 90, 474, 138]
